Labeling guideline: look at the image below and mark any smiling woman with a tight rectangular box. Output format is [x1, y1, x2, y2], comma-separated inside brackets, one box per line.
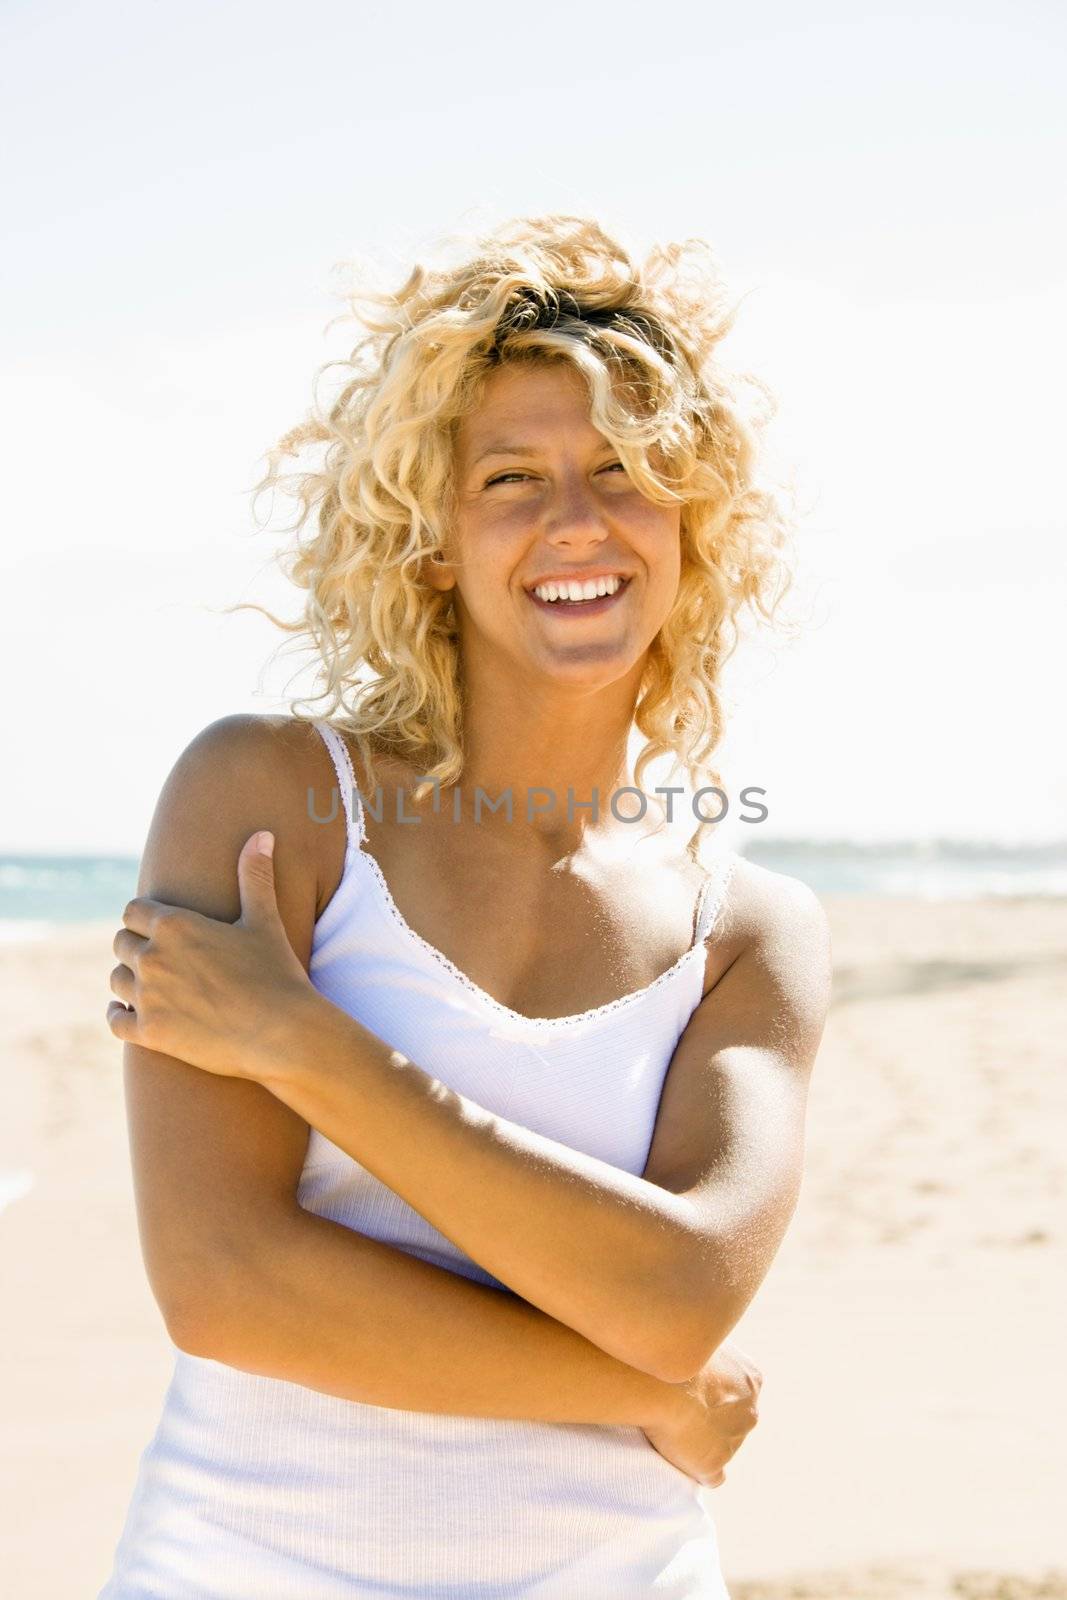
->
[242, 216, 794, 810]
[99, 213, 831, 1600]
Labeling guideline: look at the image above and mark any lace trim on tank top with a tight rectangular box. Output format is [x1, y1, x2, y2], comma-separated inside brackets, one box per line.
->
[313, 719, 735, 1031]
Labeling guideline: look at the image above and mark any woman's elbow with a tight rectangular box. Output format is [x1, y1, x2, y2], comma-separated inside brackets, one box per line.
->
[640, 1265, 741, 1384]
[163, 1299, 215, 1350]
[154, 1251, 258, 1361]
[618, 1287, 726, 1385]
[639, 1322, 721, 1385]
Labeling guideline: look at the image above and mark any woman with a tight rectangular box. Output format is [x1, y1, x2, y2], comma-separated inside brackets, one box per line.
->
[100, 214, 831, 1598]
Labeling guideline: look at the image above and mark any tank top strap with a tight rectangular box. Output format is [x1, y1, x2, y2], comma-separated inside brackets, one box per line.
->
[311, 720, 366, 848]
[692, 848, 736, 945]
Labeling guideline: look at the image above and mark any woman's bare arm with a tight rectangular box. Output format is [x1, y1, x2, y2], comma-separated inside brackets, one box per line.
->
[181, 1203, 673, 1427]
[120, 713, 673, 1430]
[246, 864, 831, 1384]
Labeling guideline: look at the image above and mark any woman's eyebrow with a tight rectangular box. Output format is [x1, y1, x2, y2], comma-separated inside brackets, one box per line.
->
[471, 440, 612, 466]
[471, 443, 541, 465]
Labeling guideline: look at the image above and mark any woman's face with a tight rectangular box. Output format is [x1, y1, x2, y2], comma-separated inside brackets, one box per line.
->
[431, 360, 682, 694]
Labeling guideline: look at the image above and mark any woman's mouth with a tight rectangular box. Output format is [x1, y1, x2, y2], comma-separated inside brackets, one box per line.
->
[524, 575, 632, 617]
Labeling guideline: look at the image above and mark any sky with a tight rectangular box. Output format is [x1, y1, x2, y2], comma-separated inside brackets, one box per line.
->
[1, 0, 1064, 852]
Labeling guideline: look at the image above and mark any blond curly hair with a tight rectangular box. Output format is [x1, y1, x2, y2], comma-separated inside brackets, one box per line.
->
[240, 213, 795, 820]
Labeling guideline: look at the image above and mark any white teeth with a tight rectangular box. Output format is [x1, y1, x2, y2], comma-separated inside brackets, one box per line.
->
[532, 575, 624, 604]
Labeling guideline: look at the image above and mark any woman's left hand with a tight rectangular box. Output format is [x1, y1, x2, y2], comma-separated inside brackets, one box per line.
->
[106, 831, 316, 1081]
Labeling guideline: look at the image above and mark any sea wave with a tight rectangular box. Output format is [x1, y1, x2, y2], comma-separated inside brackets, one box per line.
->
[1, 842, 1066, 923]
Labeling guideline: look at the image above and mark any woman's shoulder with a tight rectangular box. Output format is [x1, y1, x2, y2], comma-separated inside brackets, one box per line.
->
[169, 711, 349, 799]
[691, 847, 832, 1026]
[177, 710, 325, 764]
[146, 713, 344, 924]
[711, 848, 832, 960]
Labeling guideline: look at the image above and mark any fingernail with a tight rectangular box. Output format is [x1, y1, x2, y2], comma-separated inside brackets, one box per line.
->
[257, 831, 274, 857]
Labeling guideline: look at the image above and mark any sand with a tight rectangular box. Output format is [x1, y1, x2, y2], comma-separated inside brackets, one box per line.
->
[1, 895, 1065, 1598]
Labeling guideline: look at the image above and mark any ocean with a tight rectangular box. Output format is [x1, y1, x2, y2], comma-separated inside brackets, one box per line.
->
[1, 839, 1066, 940]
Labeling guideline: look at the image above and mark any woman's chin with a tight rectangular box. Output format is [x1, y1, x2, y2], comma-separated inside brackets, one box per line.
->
[521, 644, 645, 692]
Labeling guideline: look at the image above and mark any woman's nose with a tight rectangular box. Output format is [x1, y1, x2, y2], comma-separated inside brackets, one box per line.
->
[543, 478, 611, 545]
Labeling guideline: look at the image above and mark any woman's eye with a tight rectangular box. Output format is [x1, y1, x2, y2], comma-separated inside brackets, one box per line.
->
[484, 462, 625, 488]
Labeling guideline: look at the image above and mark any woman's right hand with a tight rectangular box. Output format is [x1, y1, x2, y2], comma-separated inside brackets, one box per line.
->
[641, 1340, 763, 1487]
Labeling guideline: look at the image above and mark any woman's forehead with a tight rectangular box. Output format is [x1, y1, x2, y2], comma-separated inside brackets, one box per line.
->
[457, 364, 598, 447]
[470, 360, 589, 409]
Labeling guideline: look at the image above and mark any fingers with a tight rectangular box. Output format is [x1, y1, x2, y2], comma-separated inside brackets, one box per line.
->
[121, 896, 200, 946]
[107, 904, 192, 1049]
[113, 926, 147, 964]
[106, 998, 137, 1041]
[109, 961, 136, 1005]
[121, 896, 166, 935]
[108, 910, 140, 1034]
[108, 920, 151, 1038]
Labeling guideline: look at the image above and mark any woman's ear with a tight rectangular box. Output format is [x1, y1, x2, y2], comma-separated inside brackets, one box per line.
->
[421, 550, 455, 592]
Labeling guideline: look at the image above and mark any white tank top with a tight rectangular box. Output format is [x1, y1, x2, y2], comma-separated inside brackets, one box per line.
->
[99, 719, 737, 1599]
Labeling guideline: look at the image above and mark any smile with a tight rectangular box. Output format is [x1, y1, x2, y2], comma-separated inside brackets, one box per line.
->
[524, 575, 631, 616]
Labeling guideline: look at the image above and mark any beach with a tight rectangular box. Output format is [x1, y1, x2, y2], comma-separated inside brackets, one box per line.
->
[1, 895, 1065, 1598]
